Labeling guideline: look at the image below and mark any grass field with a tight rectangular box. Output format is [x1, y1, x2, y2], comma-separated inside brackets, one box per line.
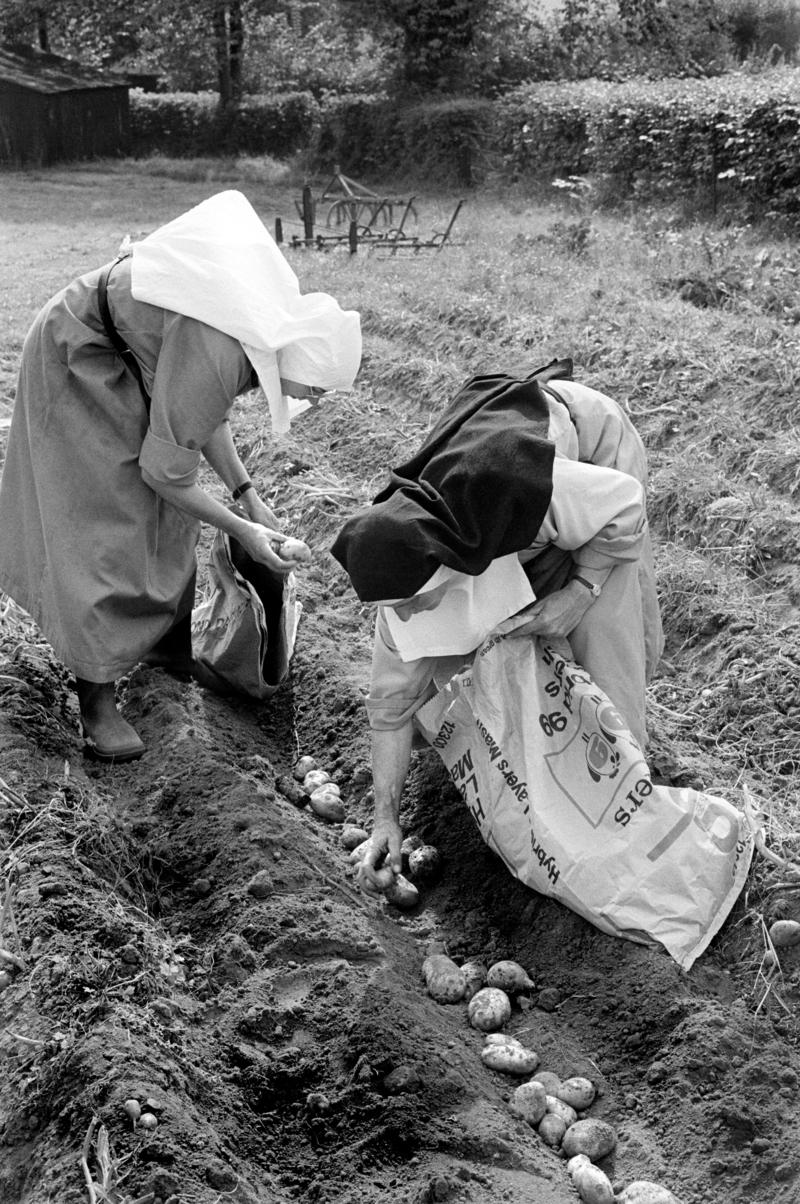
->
[0, 159, 799, 1204]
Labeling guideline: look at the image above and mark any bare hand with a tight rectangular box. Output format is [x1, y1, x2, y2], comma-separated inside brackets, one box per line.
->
[237, 522, 309, 575]
[507, 581, 595, 640]
[356, 817, 403, 894]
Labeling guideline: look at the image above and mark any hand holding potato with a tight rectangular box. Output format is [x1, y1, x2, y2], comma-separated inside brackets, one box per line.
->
[237, 522, 310, 574]
[355, 818, 402, 893]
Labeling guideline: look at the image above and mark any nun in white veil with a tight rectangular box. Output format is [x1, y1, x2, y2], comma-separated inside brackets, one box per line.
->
[0, 191, 361, 762]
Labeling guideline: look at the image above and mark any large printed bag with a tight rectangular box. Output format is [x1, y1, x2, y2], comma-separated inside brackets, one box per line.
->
[191, 529, 301, 699]
[415, 619, 753, 970]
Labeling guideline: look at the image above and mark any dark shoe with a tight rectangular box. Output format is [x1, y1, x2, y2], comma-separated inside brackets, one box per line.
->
[82, 728, 146, 764]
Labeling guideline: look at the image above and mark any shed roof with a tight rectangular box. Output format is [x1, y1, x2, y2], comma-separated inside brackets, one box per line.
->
[0, 43, 128, 94]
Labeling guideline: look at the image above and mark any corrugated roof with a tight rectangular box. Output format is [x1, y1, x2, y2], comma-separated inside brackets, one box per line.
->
[0, 43, 128, 94]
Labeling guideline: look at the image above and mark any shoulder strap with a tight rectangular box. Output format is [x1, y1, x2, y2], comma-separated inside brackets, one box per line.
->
[97, 256, 151, 413]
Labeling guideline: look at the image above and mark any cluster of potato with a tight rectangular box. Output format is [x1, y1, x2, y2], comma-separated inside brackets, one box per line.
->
[123, 1098, 159, 1132]
[276, 754, 345, 823]
[344, 830, 442, 910]
[422, 952, 681, 1204]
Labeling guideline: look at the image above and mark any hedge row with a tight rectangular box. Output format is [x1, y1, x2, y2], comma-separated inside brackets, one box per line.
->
[131, 71, 800, 219]
[495, 70, 800, 215]
[129, 90, 319, 158]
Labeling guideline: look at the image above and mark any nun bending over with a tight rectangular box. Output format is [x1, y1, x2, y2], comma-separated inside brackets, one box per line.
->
[331, 361, 664, 893]
[0, 191, 361, 763]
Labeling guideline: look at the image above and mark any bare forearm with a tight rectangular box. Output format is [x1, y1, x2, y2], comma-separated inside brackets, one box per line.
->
[201, 419, 249, 493]
[371, 723, 414, 821]
[144, 477, 255, 540]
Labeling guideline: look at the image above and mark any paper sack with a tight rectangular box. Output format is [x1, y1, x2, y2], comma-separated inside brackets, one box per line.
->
[415, 623, 753, 970]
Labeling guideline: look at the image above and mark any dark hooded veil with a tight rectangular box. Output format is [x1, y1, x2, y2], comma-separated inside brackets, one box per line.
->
[331, 359, 573, 602]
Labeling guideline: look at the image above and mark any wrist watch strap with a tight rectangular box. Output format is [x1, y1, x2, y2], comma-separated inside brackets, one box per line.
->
[231, 480, 254, 502]
[572, 574, 602, 598]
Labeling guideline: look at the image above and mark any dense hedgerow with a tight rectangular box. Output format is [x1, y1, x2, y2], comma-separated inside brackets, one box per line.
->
[497, 69, 800, 217]
[129, 90, 319, 159]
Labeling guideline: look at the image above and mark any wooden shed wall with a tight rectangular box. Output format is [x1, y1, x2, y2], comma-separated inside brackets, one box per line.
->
[0, 82, 130, 165]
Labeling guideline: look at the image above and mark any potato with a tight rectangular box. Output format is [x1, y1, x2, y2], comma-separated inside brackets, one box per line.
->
[562, 1118, 617, 1162]
[617, 1182, 680, 1204]
[481, 1034, 539, 1076]
[486, 959, 535, 994]
[509, 1079, 547, 1125]
[383, 873, 419, 910]
[401, 834, 424, 861]
[293, 755, 317, 781]
[557, 1076, 596, 1111]
[275, 774, 308, 808]
[348, 839, 370, 864]
[467, 987, 511, 1032]
[407, 844, 442, 885]
[341, 825, 369, 851]
[537, 1113, 567, 1147]
[422, 953, 466, 1003]
[769, 919, 800, 948]
[568, 1154, 615, 1204]
[138, 1112, 158, 1131]
[460, 960, 487, 1001]
[304, 769, 332, 792]
[531, 1071, 562, 1095]
[309, 788, 345, 823]
[546, 1095, 577, 1127]
[276, 536, 311, 563]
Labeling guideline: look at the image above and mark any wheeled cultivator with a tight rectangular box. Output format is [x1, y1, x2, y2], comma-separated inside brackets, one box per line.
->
[276, 168, 463, 256]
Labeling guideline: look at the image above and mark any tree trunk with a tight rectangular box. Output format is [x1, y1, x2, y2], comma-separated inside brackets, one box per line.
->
[213, 3, 232, 109]
[35, 7, 49, 52]
[229, 0, 244, 105]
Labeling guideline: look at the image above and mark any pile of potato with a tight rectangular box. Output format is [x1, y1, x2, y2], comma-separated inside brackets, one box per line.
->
[421, 952, 681, 1204]
[275, 754, 346, 823]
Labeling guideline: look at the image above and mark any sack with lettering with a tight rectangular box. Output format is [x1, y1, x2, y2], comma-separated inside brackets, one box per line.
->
[414, 622, 753, 970]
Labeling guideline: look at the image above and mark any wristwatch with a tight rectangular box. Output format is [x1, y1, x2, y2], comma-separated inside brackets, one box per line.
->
[572, 575, 602, 599]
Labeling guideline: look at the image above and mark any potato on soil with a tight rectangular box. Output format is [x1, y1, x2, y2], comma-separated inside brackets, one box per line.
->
[467, 986, 511, 1031]
[532, 1071, 562, 1095]
[383, 873, 419, 910]
[422, 953, 466, 1003]
[275, 774, 308, 807]
[545, 1095, 577, 1127]
[407, 844, 442, 885]
[509, 1079, 547, 1125]
[568, 1154, 615, 1204]
[400, 834, 424, 862]
[537, 1113, 567, 1147]
[481, 1034, 539, 1075]
[309, 788, 345, 823]
[304, 768, 332, 792]
[123, 1099, 141, 1124]
[348, 839, 370, 864]
[138, 1112, 158, 1131]
[768, 919, 800, 948]
[460, 960, 487, 1001]
[341, 825, 369, 850]
[617, 1182, 680, 1204]
[486, 959, 535, 994]
[293, 755, 317, 781]
[557, 1076, 596, 1110]
[562, 1118, 617, 1161]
